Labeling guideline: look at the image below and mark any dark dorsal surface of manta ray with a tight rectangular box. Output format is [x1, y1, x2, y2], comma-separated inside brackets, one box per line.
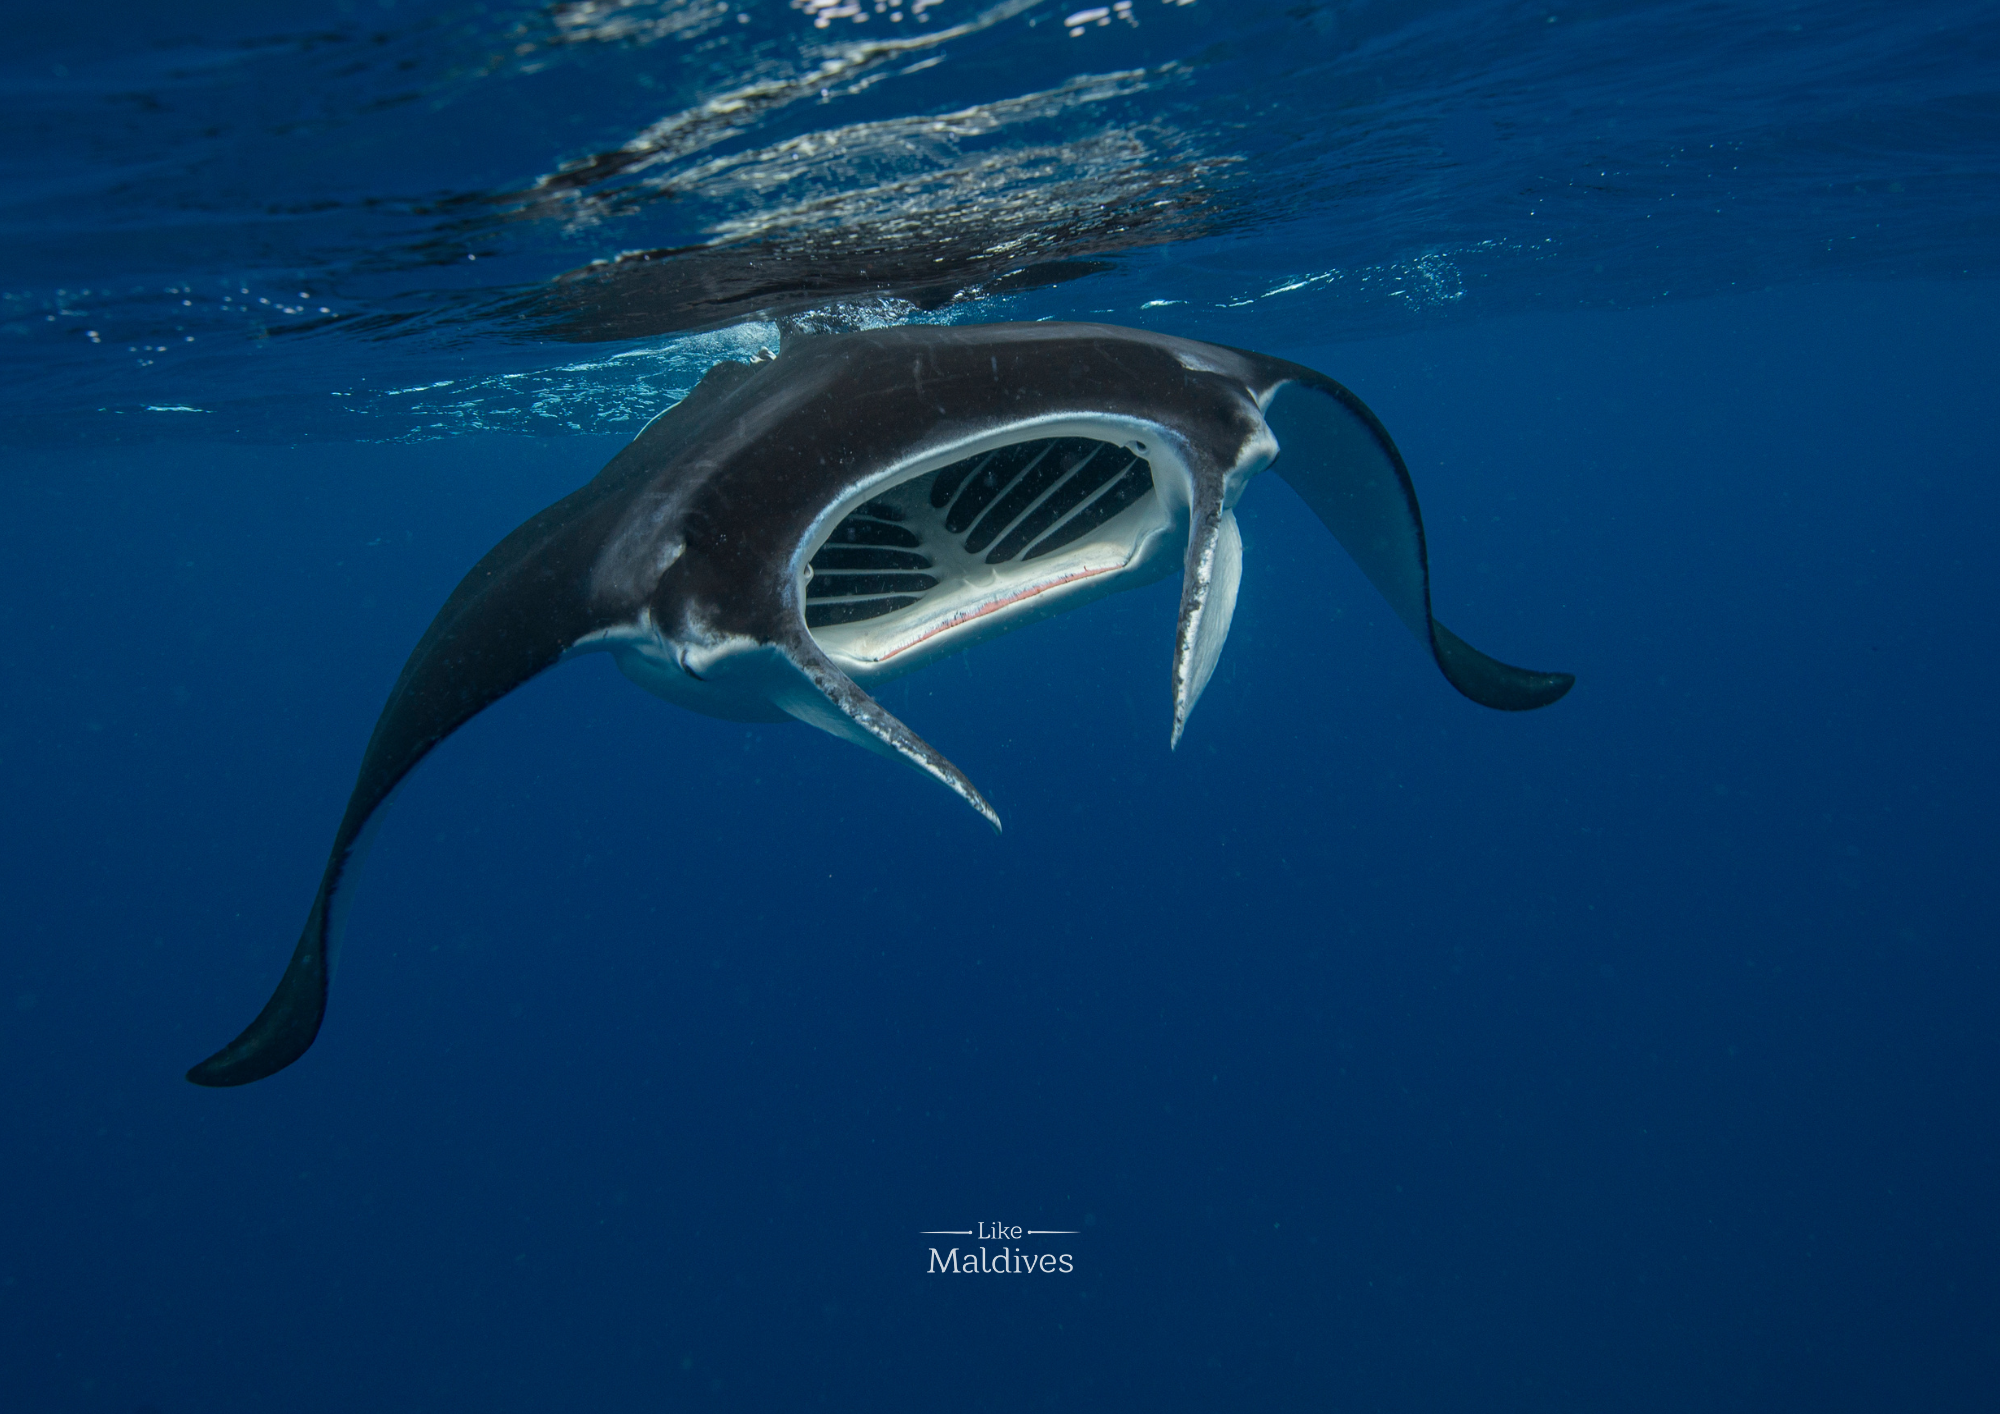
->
[186, 320, 1573, 1087]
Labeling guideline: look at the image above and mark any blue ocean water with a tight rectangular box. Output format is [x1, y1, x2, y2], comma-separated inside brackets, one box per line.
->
[3, 2, 1996, 1410]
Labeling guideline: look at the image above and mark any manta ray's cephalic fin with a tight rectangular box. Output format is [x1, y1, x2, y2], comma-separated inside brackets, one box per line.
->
[1170, 472, 1246, 749]
[775, 626, 1002, 833]
[1256, 366, 1574, 711]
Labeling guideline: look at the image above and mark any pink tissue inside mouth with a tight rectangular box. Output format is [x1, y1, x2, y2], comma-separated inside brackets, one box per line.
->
[873, 564, 1119, 662]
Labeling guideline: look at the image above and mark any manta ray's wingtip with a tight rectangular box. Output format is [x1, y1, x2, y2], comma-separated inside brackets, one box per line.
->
[1431, 620, 1576, 712]
[184, 911, 329, 1087]
[185, 1054, 258, 1088]
[1533, 670, 1578, 706]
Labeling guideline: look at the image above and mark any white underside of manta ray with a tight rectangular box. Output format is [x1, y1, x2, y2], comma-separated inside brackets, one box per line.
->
[187, 321, 1573, 1087]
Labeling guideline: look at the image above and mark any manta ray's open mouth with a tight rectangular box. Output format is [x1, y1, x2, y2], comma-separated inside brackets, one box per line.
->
[804, 435, 1164, 667]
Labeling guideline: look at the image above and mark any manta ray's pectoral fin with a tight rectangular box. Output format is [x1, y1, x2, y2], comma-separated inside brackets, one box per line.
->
[186, 498, 622, 1087]
[1170, 486, 1245, 749]
[1260, 372, 1574, 711]
[774, 628, 1002, 833]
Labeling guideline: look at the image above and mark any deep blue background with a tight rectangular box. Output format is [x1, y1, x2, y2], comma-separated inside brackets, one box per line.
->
[3, 280, 1995, 1410]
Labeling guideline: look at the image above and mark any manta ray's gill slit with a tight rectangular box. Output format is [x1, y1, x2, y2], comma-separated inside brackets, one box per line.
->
[963, 438, 1097, 556]
[804, 435, 1159, 636]
[1020, 460, 1156, 561]
[806, 500, 933, 627]
[929, 452, 990, 509]
[826, 517, 920, 548]
[985, 445, 1135, 564]
[810, 546, 932, 571]
[944, 442, 1045, 533]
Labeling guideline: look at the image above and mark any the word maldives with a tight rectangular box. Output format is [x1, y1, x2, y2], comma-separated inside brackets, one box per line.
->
[928, 1245, 1075, 1274]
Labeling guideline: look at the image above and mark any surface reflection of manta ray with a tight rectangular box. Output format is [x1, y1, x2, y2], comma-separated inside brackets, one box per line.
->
[187, 320, 1572, 1088]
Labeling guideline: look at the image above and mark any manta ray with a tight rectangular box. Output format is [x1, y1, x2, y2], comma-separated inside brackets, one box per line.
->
[187, 321, 1572, 1087]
